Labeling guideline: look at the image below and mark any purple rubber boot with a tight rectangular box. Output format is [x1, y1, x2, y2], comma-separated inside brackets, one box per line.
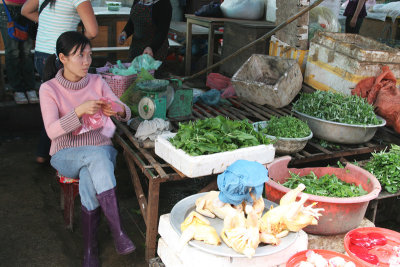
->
[82, 206, 100, 267]
[96, 188, 135, 255]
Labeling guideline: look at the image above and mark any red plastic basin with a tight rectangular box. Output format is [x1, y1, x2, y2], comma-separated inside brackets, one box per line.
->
[265, 156, 381, 235]
[286, 249, 359, 267]
[344, 227, 400, 267]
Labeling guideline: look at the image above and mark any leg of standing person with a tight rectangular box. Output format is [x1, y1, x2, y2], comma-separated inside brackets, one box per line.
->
[20, 36, 38, 104]
[0, 5, 28, 104]
[34, 51, 52, 163]
[17, 12, 38, 104]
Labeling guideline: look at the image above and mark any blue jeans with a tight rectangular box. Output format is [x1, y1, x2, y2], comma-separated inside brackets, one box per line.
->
[50, 145, 118, 211]
[0, 5, 35, 92]
[35, 52, 52, 158]
[34, 51, 51, 81]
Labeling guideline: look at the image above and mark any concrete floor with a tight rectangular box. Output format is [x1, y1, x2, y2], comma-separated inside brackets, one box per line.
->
[0, 130, 148, 267]
[0, 127, 213, 267]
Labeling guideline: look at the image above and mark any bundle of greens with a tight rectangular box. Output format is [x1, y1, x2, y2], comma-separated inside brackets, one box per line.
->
[169, 116, 271, 156]
[364, 145, 400, 193]
[259, 116, 311, 138]
[281, 171, 368, 198]
[292, 91, 381, 125]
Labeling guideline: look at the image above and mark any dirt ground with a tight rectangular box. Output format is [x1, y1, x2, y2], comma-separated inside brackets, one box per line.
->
[0, 127, 216, 267]
[0, 130, 149, 267]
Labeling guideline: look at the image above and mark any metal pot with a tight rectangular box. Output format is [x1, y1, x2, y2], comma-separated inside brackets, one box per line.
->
[293, 109, 386, 144]
[253, 121, 313, 154]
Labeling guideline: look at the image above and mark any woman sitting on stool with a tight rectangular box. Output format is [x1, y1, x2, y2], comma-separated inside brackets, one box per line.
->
[39, 31, 135, 267]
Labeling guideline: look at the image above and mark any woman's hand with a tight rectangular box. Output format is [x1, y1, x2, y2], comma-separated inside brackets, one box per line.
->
[74, 100, 104, 118]
[118, 31, 127, 45]
[102, 102, 126, 118]
[143, 46, 154, 57]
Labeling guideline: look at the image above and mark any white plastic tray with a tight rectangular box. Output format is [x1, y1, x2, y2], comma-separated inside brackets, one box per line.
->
[155, 133, 275, 178]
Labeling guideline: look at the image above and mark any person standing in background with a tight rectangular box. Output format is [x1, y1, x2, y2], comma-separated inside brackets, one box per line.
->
[0, 0, 37, 104]
[22, 0, 98, 164]
[118, 0, 172, 61]
[344, 0, 367, 34]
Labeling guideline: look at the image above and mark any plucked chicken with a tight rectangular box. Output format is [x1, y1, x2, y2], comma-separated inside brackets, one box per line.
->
[220, 210, 260, 258]
[259, 184, 324, 242]
[178, 211, 221, 250]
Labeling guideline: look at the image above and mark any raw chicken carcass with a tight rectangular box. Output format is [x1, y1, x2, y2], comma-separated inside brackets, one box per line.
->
[195, 191, 243, 219]
[178, 211, 221, 250]
[220, 210, 260, 258]
[259, 184, 324, 241]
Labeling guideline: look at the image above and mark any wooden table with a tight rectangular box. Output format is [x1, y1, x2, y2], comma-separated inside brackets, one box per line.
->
[184, 15, 276, 76]
[112, 90, 392, 261]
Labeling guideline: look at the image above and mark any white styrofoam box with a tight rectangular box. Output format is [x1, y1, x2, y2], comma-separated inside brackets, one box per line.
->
[157, 238, 185, 267]
[155, 133, 275, 178]
[158, 214, 308, 267]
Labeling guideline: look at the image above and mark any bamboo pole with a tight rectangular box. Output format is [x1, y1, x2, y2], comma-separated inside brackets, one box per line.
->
[183, 0, 324, 81]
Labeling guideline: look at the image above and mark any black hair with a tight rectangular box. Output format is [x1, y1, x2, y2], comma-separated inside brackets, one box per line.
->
[42, 31, 91, 82]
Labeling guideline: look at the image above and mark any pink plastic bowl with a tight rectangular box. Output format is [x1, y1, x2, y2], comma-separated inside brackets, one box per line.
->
[286, 249, 359, 267]
[265, 156, 381, 235]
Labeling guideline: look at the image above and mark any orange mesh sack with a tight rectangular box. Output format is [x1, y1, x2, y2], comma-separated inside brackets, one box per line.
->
[352, 66, 400, 133]
[374, 83, 400, 133]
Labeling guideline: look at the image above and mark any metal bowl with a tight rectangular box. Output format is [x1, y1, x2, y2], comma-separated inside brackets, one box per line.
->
[253, 121, 313, 155]
[292, 109, 386, 145]
[170, 192, 299, 257]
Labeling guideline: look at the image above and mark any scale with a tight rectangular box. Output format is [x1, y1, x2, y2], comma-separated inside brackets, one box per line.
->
[136, 79, 172, 120]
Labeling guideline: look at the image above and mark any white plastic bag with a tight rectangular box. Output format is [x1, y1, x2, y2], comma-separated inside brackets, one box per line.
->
[135, 118, 171, 141]
[220, 0, 264, 20]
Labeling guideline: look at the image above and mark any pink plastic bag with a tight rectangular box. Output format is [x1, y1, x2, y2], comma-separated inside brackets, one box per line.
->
[73, 97, 121, 136]
[206, 73, 231, 90]
[73, 111, 107, 136]
[100, 97, 124, 113]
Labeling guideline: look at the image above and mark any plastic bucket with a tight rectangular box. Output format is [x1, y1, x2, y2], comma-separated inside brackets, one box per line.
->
[265, 156, 381, 235]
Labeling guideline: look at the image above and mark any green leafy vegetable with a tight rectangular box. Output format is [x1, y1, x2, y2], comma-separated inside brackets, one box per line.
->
[292, 91, 381, 125]
[169, 116, 271, 156]
[319, 139, 341, 150]
[281, 171, 368, 198]
[364, 145, 400, 193]
[258, 116, 311, 138]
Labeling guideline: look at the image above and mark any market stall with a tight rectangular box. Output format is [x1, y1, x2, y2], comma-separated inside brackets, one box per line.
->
[112, 87, 398, 262]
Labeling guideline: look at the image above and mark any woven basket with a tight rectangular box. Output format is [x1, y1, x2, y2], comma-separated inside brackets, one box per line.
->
[97, 63, 155, 98]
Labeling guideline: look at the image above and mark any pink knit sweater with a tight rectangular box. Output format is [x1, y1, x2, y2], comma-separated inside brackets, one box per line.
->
[39, 69, 131, 156]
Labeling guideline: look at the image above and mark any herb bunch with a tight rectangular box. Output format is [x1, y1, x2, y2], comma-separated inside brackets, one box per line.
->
[364, 145, 400, 193]
[281, 171, 368, 198]
[170, 116, 271, 156]
[259, 116, 311, 138]
[292, 91, 381, 125]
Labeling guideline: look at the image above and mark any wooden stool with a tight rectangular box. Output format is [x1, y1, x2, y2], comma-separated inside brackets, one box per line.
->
[56, 172, 79, 231]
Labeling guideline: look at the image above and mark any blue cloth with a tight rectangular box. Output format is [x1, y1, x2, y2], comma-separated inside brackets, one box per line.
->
[217, 160, 269, 206]
[50, 145, 118, 211]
